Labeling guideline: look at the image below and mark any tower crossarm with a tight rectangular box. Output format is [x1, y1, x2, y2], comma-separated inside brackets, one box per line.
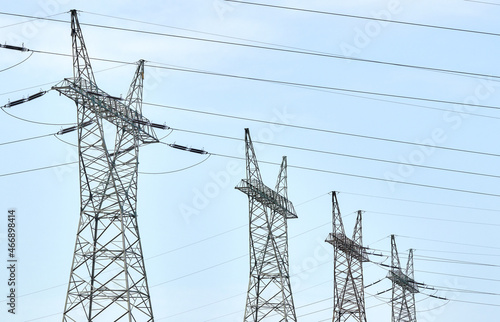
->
[53, 77, 159, 144]
[387, 269, 420, 293]
[236, 178, 297, 219]
[326, 232, 369, 262]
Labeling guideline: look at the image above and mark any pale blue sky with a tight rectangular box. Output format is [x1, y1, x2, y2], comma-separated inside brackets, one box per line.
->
[0, 0, 499, 321]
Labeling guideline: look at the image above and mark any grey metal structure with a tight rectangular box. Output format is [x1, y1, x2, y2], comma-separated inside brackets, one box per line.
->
[388, 235, 418, 322]
[236, 128, 298, 321]
[53, 10, 162, 321]
[325, 192, 368, 322]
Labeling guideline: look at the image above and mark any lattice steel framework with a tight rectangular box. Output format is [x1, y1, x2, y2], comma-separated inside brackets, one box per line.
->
[388, 235, 418, 322]
[53, 10, 158, 321]
[325, 192, 368, 322]
[236, 128, 298, 321]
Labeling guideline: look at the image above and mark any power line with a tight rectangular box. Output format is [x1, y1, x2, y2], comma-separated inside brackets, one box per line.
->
[0, 11, 66, 29]
[4, 70, 499, 121]
[1, 99, 75, 126]
[3, 77, 500, 160]
[338, 191, 500, 213]
[5, 43, 500, 122]
[431, 285, 500, 297]
[0, 50, 34, 72]
[213, 152, 500, 198]
[412, 254, 500, 268]
[173, 127, 500, 180]
[446, 298, 500, 308]
[150, 254, 247, 288]
[1, 115, 499, 199]
[2, 10, 500, 82]
[0, 161, 77, 178]
[20, 46, 500, 113]
[78, 11, 500, 82]
[365, 210, 500, 227]
[414, 249, 500, 258]
[0, 133, 54, 146]
[226, 0, 500, 38]
[373, 253, 500, 271]
[2, 6, 496, 320]
[396, 235, 500, 250]
[3, 95, 499, 190]
[2, 143, 500, 198]
[150, 64, 500, 111]
[418, 269, 500, 283]
[0, 63, 130, 97]
[16, 216, 500, 319]
[146, 103, 500, 158]
[465, 0, 500, 6]
[369, 248, 500, 269]
[139, 153, 211, 175]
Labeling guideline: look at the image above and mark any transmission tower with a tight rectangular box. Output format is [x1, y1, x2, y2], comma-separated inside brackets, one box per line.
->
[236, 128, 298, 321]
[325, 192, 368, 322]
[388, 235, 419, 322]
[52, 10, 165, 321]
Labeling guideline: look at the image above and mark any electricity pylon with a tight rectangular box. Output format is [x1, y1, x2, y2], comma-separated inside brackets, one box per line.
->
[325, 192, 368, 322]
[388, 235, 419, 322]
[236, 128, 298, 321]
[53, 10, 163, 321]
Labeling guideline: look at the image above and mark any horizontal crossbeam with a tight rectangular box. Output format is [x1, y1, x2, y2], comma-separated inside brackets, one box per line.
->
[53, 78, 158, 144]
[236, 179, 297, 219]
[387, 269, 420, 293]
[326, 232, 369, 262]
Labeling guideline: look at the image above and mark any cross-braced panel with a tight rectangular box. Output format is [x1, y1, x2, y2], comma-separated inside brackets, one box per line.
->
[55, 10, 156, 322]
[236, 128, 297, 321]
[325, 192, 368, 322]
[389, 235, 418, 322]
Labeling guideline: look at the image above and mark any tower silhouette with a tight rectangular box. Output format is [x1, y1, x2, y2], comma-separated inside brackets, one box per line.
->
[388, 235, 418, 322]
[325, 192, 368, 322]
[53, 10, 165, 321]
[236, 128, 298, 321]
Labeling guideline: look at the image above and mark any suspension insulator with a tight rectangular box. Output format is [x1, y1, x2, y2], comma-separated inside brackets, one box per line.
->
[0, 44, 28, 52]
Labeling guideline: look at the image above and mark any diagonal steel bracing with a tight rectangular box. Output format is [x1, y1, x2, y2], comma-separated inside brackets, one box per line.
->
[325, 192, 368, 322]
[389, 235, 418, 322]
[236, 128, 297, 321]
[53, 10, 157, 322]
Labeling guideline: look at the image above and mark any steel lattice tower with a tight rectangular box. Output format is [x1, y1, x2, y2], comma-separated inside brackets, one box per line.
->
[236, 128, 298, 321]
[325, 192, 368, 322]
[53, 10, 160, 321]
[388, 235, 418, 322]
